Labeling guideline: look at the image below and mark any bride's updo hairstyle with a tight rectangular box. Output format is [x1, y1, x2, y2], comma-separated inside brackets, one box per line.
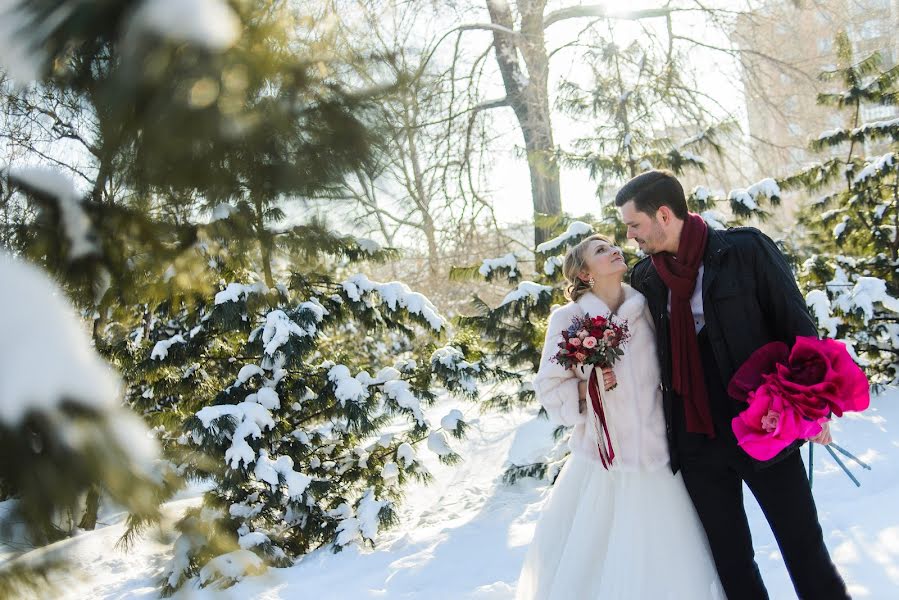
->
[562, 233, 616, 302]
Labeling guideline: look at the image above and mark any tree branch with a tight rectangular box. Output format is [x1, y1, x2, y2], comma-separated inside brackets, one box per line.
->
[543, 5, 673, 29]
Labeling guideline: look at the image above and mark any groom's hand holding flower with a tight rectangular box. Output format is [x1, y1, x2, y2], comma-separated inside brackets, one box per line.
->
[808, 421, 832, 445]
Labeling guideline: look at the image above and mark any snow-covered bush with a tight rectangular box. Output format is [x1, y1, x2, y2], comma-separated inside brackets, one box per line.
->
[130, 261, 489, 593]
[0, 253, 165, 591]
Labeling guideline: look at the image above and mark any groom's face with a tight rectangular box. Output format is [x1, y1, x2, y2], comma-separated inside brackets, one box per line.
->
[619, 200, 667, 254]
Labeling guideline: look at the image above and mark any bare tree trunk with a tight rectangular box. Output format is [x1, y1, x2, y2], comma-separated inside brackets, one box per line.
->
[401, 94, 441, 277]
[486, 0, 561, 247]
[255, 198, 275, 289]
[78, 486, 100, 530]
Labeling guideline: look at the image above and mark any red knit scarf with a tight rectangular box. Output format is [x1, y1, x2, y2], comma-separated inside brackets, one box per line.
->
[651, 213, 715, 437]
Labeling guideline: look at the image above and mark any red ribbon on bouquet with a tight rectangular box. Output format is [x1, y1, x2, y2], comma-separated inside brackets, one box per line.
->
[588, 367, 615, 469]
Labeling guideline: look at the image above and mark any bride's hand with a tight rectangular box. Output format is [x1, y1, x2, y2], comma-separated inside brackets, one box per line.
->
[601, 367, 616, 391]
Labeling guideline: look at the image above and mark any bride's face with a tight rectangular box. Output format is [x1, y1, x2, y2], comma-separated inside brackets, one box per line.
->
[578, 240, 627, 283]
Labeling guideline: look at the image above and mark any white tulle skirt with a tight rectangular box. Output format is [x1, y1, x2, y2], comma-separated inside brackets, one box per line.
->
[515, 455, 726, 600]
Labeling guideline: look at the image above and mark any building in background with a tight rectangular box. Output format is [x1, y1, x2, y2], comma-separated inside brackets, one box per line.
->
[734, 0, 899, 224]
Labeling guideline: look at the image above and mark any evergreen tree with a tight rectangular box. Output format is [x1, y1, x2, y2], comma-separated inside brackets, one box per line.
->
[135, 246, 488, 593]
[782, 31, 899, 385]
[1, 0, 490, 592]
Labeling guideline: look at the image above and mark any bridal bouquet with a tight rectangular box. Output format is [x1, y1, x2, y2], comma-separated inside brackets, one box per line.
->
[551, 313, 630, 374]
[551, 313, 630, 468]
[728, 337, 870, 475]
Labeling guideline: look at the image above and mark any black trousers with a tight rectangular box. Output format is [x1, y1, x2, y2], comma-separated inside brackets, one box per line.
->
[673, 328, 849, 600]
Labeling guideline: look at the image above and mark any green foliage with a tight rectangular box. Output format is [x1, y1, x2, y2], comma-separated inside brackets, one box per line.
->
[127, 262, 490, 592]
[0, 1, 488, 593]
[783, 32, 899, 384]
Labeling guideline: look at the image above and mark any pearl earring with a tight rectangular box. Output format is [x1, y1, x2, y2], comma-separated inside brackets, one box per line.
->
[588, 276, 595, 288]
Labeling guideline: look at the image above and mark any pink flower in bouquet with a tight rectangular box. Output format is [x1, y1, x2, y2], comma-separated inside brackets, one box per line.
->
[574, 351, 587, 362]
[760, 410, 780, 433]
[603, 329, 616, 341]
[569, 337, 582, 348]
[729, 336, 870, 461]
[577, 329, 589, 339]
[582, 336, 597, 349]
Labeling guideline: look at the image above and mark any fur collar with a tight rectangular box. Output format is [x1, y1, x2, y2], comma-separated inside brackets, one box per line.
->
[574, 283, 646, 322]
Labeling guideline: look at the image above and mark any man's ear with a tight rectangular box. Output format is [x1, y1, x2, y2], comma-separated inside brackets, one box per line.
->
[657, 205, 672, 224]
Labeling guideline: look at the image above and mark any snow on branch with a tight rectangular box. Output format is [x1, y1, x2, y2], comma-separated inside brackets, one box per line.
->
[332, 489, 388, 548]
[0, 254, 112, 423]
[805, 290, 840, 338]
[499, 281, 554, 307]
[126, 0, 241, 51]
[728, 177, 780, 211]
[195, 400, 275, 468]
[813, 118, 899, 149]
[700, 210, 728, 230]
[850, 277, 899, 323]
[215, 282, 268, 305]
[382, 379, 427, 427]
[853, 152, 895, 185]
[479, 253, 519, 278]
[430, 346, 481, 394]
[535, 221, 593, 254]
[328, 364, 372, 405]
[543, 255, 564, 276]
[7, 166, 98, 259]
[0, 253, 158, 464]
[253, 450, 312, 499]
[151, 334, 186, 360]
[341, 274, 446, 332]
[355, 237, 382, 255]
[0, 0, 58, 82]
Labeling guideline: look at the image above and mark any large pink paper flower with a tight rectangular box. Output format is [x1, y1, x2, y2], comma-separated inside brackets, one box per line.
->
[729, 337, 870, 461]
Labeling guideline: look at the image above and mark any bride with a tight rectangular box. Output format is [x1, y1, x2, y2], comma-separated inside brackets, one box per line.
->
[515, 234, 725, 599]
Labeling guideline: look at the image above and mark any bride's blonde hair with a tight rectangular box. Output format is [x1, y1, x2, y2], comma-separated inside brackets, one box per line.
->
[563, 233, 616, 302]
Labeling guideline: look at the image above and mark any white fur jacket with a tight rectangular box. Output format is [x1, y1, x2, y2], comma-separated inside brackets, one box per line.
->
[533, 284, 669, 471]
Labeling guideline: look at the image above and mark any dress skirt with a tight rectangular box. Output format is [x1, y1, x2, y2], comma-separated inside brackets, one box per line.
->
[515, 454, 726, 599]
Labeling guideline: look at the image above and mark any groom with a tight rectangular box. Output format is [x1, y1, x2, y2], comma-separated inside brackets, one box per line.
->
[616, 170, 848, 599]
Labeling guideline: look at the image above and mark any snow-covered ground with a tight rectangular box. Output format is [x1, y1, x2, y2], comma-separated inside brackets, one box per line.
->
[12, 389, 899, 599]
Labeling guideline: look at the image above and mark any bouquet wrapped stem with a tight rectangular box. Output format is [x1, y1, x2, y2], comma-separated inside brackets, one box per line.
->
[808, 441, 872, 488]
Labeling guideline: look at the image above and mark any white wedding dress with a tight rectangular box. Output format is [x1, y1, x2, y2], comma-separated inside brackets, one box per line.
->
[515, 286, 725, 600]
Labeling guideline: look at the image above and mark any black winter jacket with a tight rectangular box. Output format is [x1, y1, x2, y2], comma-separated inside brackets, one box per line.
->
[629, 226, 819, 474]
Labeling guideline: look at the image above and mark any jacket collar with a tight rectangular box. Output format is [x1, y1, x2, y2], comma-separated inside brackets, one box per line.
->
[575, 283, 646, 321]
[701, 227, 732, 295]
[704, 227, 731, 263]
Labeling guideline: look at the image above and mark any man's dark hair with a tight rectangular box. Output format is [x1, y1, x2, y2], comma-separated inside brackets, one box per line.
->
[614, 169, 688, 219]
